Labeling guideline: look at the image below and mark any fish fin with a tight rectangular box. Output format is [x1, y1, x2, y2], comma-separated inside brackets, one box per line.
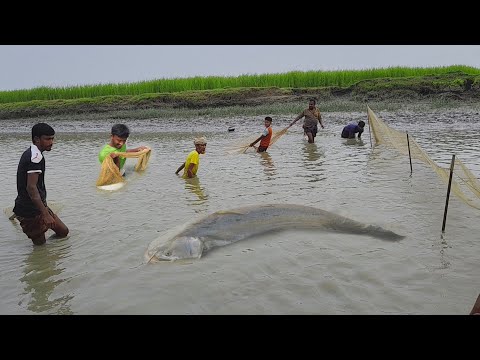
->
[210, 240, 231, 247]
[216, 210, 246, 215]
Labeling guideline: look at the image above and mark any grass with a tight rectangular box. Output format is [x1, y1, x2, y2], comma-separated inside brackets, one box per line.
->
[1, 65, 479, 104]
[1, 66, 479, 120]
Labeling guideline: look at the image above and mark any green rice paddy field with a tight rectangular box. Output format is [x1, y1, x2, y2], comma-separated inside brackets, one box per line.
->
[1, 65, 479, 120]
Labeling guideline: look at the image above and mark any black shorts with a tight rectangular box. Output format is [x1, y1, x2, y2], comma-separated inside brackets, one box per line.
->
[303, 124, 318, 137]
[257, 146, 268, 152]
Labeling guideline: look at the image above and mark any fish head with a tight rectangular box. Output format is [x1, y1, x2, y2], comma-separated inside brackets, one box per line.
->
[152, 236, 204, 261]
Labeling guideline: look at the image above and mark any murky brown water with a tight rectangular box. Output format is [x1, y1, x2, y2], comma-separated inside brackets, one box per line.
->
[1, 108, 479, 314]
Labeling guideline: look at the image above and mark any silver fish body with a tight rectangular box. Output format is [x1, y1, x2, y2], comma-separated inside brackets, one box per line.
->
[145, 204, 404, 262]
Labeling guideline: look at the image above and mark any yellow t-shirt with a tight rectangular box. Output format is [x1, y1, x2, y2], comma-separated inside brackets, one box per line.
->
[182, 150, 200, 179]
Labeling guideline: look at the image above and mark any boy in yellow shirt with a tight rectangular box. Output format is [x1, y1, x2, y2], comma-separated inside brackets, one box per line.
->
[175, 137, 207, 178]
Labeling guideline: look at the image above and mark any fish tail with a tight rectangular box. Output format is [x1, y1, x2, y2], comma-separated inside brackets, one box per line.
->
[363, 224, 405, 241]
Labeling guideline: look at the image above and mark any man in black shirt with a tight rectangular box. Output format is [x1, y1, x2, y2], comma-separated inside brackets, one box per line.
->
[13, 123, 69, 245]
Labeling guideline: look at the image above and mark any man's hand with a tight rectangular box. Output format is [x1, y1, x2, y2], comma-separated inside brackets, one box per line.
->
[42, 211, 55, 228]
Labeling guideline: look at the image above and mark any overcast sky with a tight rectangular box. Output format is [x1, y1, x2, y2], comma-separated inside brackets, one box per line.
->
[1, 45, 479, 91]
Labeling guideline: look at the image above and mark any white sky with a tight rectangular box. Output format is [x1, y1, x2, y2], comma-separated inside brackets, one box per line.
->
[1, 45, 479, 91]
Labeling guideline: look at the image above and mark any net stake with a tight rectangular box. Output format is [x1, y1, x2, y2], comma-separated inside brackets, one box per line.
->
[406, 132, 413, 174]
[442, 154, 455, 233]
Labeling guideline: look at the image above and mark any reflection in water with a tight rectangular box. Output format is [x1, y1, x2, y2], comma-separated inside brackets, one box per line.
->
[438, 233, 451, 269]
[259, 152, 276, 178]
[184, 176, 208, 204]
[302, 143, 326, 183]
[20, 241, 73, 314]
[303, 142, 323, 163]
[343, 138, 366, 147]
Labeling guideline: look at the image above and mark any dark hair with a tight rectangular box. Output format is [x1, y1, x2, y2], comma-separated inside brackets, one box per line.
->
[111, 124, 130, 138]
[358, 120, 366, 128]
[265, 116, 272, 122]
[309, 98, 316, 104]
[32, 123, 55, 142]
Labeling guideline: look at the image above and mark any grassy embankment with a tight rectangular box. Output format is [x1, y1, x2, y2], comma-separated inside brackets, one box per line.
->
[1, 65, 479, 120]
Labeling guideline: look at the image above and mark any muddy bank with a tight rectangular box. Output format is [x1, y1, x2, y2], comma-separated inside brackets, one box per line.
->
[1, 72, 479, 120]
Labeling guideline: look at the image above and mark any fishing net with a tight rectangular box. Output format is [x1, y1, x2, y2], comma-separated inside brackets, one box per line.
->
[96, 148, 152, 187]
[367, 106, 480, 210]
[270, 126, 289, 145]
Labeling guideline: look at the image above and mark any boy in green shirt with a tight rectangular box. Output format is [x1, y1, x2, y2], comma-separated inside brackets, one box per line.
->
[98, 124, 148, 174]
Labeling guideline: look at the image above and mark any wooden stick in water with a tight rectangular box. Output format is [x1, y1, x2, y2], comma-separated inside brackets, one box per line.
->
[367, 105, 373, 148]
[441, 154, 455, 233]
[406, 132, 413, 174]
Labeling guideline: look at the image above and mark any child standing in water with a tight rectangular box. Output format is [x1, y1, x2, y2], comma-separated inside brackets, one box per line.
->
[249, 116, 273, 152]
[98, 123, 148, 175]
[175, 137, 207, 178]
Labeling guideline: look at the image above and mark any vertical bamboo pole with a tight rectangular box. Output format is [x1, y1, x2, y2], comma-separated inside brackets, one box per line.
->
[442, 154, 455, 233]
[406, 132, 413, 174]
[367, 105, 373, 148]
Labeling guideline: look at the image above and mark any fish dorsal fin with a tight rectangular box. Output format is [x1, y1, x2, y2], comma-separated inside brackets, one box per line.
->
[216, 210, 246, 215]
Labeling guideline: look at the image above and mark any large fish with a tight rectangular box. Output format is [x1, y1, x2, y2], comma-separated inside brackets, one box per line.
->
[145, 204, 404, 262]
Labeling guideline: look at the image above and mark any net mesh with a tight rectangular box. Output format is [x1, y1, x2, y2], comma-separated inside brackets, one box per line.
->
[96, 148, 152, 186]
[367, 106, 480, 210]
